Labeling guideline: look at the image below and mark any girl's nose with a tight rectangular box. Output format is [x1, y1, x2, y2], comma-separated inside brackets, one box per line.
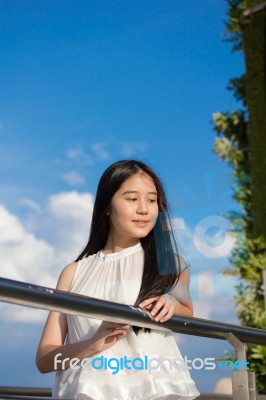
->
[136, 200, 148, 214]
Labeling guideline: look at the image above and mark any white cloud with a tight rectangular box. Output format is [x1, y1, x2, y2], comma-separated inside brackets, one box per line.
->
[91, 142, 110, 161]
[32, 191, 94, 265]
[193, 296, 237, 323]
[66, 147, 93, 165]
[61, 170, 86, 185]
[0, 205, 56, 284]
[120, 142, 147, 157]
[0, 191, 94, 323]
[189, 268, 238, 303]
[1, 303, 48, 324]
[47, 191, 93, 221]
[191, 270, 238, 323]
[20, 198, 42, 212]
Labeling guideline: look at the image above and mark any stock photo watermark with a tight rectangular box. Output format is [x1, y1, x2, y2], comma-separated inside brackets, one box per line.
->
[54, 354, 249, 375]
[162, 213, 236, 260]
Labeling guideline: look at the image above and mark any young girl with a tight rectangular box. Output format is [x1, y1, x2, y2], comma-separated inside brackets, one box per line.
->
[36, 160, 200, 400]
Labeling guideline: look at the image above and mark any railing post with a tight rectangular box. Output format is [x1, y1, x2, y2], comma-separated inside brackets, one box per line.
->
[226, 333, 257, 400]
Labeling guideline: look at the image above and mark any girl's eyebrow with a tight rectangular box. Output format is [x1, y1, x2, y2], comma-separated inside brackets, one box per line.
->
[121, 190, 157, 196]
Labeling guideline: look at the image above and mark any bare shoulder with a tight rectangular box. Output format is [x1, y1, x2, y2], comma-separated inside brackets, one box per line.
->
[175, 254, 191, 283]
[56, 262, 78, 292]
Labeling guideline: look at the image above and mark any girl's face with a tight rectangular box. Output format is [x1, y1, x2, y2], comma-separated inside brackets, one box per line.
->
[107, 173, 159, 246]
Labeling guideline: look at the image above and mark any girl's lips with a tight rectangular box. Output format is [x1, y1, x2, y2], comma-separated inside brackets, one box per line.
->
[132, 220, 149, 226]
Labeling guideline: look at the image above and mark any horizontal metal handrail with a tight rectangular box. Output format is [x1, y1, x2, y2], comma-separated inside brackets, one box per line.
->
[0, 277, 266, 344]
[0, 387, 51, 397]
[0, 387, 266, 400]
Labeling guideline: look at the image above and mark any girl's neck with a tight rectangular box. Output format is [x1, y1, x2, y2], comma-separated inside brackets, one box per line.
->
[102, 237, 140, 255]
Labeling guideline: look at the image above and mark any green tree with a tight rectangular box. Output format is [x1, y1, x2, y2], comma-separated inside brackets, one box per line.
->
[212, 0, 266, 393]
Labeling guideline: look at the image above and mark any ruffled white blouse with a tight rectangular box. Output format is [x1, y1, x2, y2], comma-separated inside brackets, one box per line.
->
[52, 242, 200, 400]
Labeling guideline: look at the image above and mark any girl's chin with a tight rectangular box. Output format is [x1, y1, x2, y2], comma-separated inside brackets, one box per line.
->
[131, 228, 153, 238]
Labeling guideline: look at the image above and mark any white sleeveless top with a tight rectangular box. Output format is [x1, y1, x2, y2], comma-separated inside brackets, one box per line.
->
[52, 242, 200, 400]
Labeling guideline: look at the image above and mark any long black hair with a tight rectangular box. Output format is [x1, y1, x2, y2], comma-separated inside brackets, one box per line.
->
[75, 160, 184, 334]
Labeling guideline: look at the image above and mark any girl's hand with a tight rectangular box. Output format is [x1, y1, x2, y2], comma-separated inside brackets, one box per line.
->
[138, 295, 175, 323]
[91, 321, 129, 354]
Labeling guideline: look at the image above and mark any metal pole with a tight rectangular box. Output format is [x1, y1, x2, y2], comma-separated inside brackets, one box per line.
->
[1, 277, 266, 344]
[227, 333, 256, 400]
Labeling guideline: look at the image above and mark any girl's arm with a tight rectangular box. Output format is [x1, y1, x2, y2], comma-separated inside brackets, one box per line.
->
[36, 263, 129, 373]
[166, 269, 193, 317]
[138, 257, 194, 322]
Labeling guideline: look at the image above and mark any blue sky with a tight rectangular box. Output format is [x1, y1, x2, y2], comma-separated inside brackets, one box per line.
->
[0, 0, 244, 395]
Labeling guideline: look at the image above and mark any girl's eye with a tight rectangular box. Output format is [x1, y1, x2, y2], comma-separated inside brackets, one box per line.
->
[148, 199, 157, 203]
[127, 198, 137, 201]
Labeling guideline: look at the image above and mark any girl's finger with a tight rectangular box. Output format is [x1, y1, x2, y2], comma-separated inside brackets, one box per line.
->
[150, 301, 165, 317]
[109, 328, 128, 336]
[139, 297, 159, 308]
[158, 309, 173, 323]
[154, 306, 169, 321]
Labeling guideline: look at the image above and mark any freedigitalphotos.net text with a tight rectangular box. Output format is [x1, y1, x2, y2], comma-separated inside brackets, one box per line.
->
[54, 353, 249, 375]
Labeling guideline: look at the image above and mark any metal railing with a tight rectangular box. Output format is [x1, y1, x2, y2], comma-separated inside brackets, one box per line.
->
[1, 387, 266, 400]
[0, 276, 266, 400]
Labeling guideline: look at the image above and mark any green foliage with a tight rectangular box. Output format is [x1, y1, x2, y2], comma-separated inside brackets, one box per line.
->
[227, 76, 246, 105]
[224, 0, 263, 51]
[213, 0, 266, 393]
[224, 0, 245, 51]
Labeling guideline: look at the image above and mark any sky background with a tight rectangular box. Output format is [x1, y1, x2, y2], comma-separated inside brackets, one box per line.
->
[0, 0, 245, 395]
